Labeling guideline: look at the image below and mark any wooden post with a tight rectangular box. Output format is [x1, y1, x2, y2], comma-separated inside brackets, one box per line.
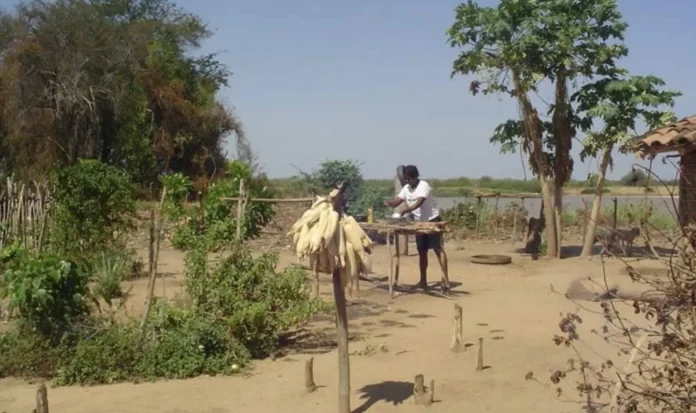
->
[476, 337, 485, 372]
[612, 197, 618, 232]
[140, 189, 167, 331]
[387, 230, 395, 298]
[413, 374, 435, 405]
[331, 183, 351, 413]
[35, 382, 49, 413]
[235, 179, 247, 248]
[394, 169, 409, 256]
[493, 194, 500, 239]
[451, 303, 463, 352]
[512, 197, 520, 244]
[393, 233, 401, 297]
[305, 357, 317, 393]
[148, 210, 155, 276]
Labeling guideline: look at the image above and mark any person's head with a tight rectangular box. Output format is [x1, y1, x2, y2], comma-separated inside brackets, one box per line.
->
[403, 165, 420, 188]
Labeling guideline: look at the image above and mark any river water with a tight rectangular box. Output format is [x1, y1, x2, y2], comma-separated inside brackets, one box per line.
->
[433, 195, 679, 218]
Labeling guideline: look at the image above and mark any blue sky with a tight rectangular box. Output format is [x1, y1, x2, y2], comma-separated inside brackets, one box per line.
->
[179, 0, 693, 180]
[4, 0, 693, 180]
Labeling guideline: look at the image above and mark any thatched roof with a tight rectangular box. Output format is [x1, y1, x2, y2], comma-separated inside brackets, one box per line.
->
[632, 114, 696, 158]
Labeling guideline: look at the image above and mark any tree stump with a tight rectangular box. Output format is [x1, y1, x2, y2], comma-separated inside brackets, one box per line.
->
[476, 337, 485, 372]
[304, 357, 317, 393]
[413, 374, 435, 406]
[35, 382, 48, 413]
[451, 303, 464, 352]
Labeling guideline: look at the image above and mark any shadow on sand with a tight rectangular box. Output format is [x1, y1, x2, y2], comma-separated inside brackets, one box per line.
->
[353, 381, 414, 413]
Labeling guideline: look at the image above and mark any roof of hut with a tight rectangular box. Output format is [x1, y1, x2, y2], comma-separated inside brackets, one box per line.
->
[632, 114, 696, 158]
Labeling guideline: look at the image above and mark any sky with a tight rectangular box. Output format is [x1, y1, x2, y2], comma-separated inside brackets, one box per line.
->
[6, 0, 694, 181]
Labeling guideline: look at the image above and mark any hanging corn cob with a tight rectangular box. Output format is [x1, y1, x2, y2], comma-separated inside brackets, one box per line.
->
[287, 190, 372, 292]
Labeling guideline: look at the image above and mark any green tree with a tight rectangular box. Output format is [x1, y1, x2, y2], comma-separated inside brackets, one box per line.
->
[573, 75, 679, 256]
[313, 160, 364, 213]
[51, 160, 136, 258]
[0, 0, 244, 185]
[448, 0, 628, 258]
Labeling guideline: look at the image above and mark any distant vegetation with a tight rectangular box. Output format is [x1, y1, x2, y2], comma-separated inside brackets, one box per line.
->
[269, 175, 677, 199]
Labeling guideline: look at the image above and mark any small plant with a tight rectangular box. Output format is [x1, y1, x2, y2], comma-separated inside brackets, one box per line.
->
[160, 172, 192, 221]
[0, 252, 90, 340]
[91, 251, 131, 312]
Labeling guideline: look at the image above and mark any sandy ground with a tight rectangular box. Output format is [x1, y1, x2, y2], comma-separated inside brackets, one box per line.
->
[0, 238, 667, 413]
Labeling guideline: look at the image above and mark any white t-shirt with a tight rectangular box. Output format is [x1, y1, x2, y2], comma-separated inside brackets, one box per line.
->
[397, 180, 439, 222]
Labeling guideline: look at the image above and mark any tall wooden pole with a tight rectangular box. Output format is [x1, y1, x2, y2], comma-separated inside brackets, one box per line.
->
[331, 183, 351, 413]
[394, 165, 408, 255]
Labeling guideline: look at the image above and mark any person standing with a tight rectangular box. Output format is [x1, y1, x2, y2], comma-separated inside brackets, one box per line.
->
[383, 165, 448, 291]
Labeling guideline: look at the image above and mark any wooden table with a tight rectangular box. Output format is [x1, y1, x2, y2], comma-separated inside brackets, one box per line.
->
[360, 220, 450, 298]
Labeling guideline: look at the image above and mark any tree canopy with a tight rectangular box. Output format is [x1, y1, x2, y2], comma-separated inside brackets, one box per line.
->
[0, 0, 249, 185]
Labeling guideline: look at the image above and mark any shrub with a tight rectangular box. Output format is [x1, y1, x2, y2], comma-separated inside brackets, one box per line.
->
[160, 172, 192, 221]
[185, 243, 330, 358]
[352, 181, 390, 218]
[51, 159, 135, 257]
[0, 252, 90, 340]
[54, 308, 251, 385]
[170, 161, 275, 251]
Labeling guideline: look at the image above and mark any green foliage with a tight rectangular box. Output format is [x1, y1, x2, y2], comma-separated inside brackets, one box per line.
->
[91, 250, 131, 311]
[0, 0, 238, 184]
[54, 308, 250, 385]
[0, 252, 90, 340]
[313, 160, 364, 212]
[0, 308, 251, 385]
[448, 0, 629, 181]
[185, 243, 330, 358]
[352, 182, 391, 218]
[170, 161, 275, 251]
[573, 75, 680, 159]
[51, 160, 135, 257]
[441, 200, 493, 230]
[160, 172, 193, 221]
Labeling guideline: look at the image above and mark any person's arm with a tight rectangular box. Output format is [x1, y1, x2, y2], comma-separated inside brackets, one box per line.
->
[383, 185, 407, 207]
[384, 197, 405, 208]
[400, 182, 430, 214]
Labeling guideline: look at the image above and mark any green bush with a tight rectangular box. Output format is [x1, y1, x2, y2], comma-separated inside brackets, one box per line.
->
[185, 242, 330, 358]
[170, 161, 275, 251]
[313, 160, 364, 211]
[160, 172, 192, 221]
[54, 308, 250, 385]
[352, 182, 391, 218]
[0, 252, 90, 340]
[51, 159, 135, 257]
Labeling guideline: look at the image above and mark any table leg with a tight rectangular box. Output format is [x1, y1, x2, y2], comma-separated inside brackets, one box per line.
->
[438, 236, 451, 295]
[387, 231, 394, 298]
[394, 233, 401, 294]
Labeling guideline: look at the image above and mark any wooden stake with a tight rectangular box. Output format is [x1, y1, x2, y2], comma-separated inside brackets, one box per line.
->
[235, 179, 246, 249]
[140, 189, 167, 332]
[148, 210, 155, 276]
[476, 337, 485, 372]
[451, 303, 463, 352]
[35, 382, 49, 413]
[305, 357, 317, 393]
[413, 374, 434, 406]
[331, 183, 351, 413]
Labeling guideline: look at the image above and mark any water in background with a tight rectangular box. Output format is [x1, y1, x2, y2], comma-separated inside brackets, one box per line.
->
[434, 195, 679, 218]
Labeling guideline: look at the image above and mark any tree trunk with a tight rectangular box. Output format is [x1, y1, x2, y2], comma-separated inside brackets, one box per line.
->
[539, 176, 558, 258]
[581, 144, 613, 257]
[553, 182, 563, 258]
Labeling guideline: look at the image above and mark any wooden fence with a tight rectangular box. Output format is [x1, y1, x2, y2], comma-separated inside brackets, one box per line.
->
[0, 177, 52, 251]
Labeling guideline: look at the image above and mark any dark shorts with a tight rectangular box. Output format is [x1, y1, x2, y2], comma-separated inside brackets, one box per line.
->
[415, 216, 442, 253]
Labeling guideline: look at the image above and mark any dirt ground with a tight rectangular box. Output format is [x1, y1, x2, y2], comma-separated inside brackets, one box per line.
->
[0, 237, 666, 413]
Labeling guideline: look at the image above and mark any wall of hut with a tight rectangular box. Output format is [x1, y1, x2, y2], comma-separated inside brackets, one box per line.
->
[679, 150, 696, 226]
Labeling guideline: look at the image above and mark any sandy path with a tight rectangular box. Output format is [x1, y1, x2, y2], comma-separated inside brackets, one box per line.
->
[0, 240, 655, 413]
